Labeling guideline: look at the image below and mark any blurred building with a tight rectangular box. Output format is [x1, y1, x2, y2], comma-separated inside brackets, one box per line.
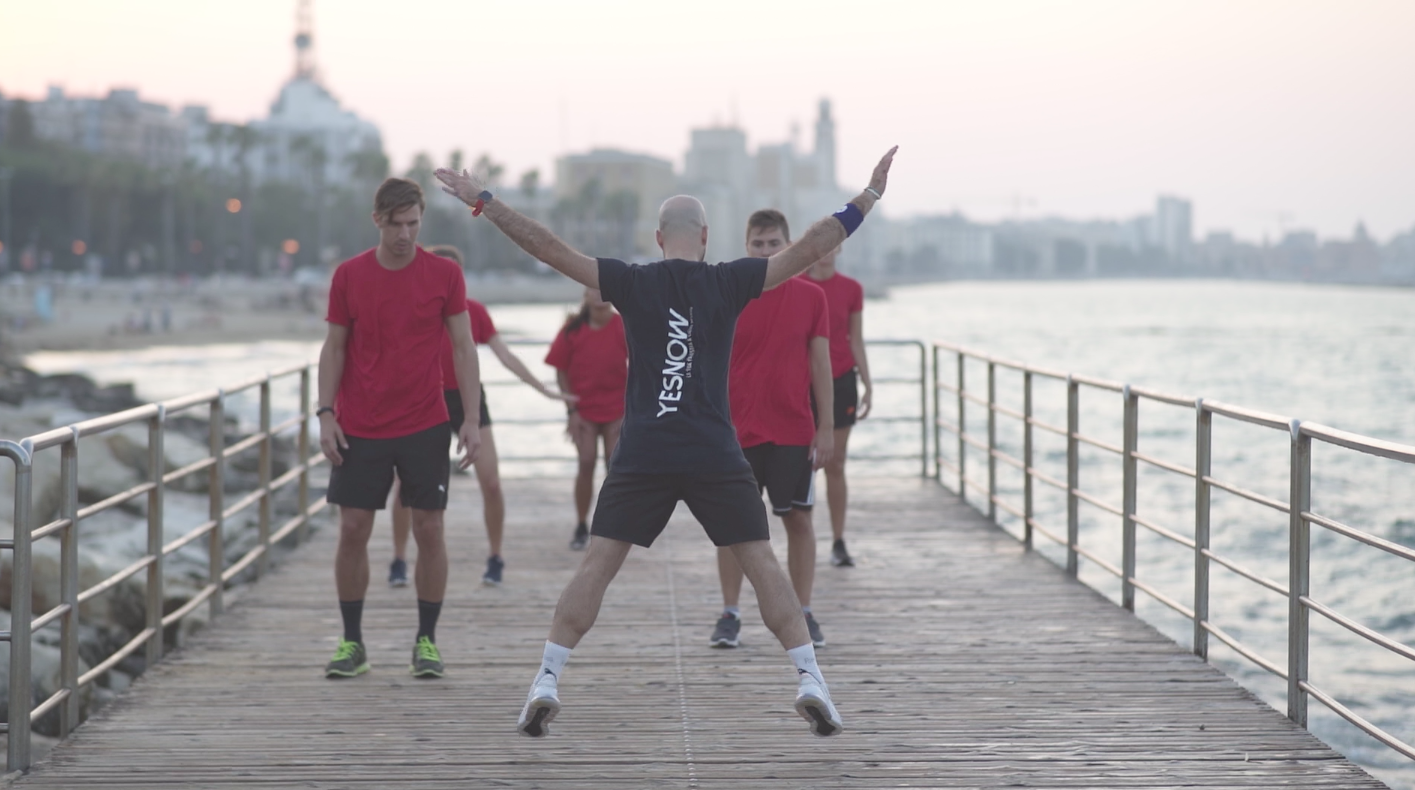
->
[553, 149, 677, 259]
[26, 86, 186, 169]
[1154, 195, 1193, 263]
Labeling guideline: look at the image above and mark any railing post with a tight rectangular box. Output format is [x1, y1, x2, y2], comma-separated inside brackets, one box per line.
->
[1287, 419, 1312, 726]
[1121, 385, 1138, 612]
[6, 439, 35, 773]
[1193, 398, 1211, 660]
[58, 431, 79, 738]
[931, 346, 942, 482]
[986, 361, 997, 522]
[146, 408, 166, 667]
[956, 353, 966, 497]
[298, 367, 312, 543]
[208, 392, 226, 617]
[1065, 376, 1079, 577]
[917, 342, 928, 479]
[257, 377, 272, 576]
[1023, 370, 1034, 550]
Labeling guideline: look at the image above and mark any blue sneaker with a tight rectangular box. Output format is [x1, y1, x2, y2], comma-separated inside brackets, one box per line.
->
[482, 555, 504, 587]
[388, 558, 408, 588]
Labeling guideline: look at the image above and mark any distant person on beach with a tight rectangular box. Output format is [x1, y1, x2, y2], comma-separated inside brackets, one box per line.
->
[317, 177, 482, 681]
[544, 287, 628, 550]
[386, 244, 573, 589]
[711, 209, 834, 651]
[805, 245, 872, 568]
[435, 144, 895, 739]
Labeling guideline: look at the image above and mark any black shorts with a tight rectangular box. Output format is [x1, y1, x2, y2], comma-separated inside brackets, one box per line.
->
[590, 467, 770, 548]
[743, 443, 815, 515]
[326, 422, 452, 511]
[444, 386, 491, 432]
[812, 368, 859, 429]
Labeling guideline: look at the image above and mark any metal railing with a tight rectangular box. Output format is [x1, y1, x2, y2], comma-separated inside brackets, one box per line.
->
[2, 362, 329, 772]
[493, 338, 931, 474]
[931, 340, 1415, 763]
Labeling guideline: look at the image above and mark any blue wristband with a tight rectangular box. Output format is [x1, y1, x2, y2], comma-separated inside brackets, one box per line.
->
[833, 203, 864, 236]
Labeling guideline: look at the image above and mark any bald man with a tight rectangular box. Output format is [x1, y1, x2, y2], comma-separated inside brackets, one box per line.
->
[435, 146, 896, 740]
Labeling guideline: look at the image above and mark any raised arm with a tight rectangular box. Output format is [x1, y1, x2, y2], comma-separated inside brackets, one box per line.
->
[435, 167, 599, 288]
[764, 146, 897, 290]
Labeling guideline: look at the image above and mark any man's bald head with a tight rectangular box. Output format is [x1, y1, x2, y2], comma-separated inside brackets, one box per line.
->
[656, 195, 710, 261]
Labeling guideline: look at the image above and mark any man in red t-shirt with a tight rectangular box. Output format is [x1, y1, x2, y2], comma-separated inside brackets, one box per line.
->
[805, 247, 872, 568]
[317, 178, 482, 681]
[713, 209, 835, 651]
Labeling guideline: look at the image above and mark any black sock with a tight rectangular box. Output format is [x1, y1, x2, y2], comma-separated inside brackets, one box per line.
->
[417, 599, 442, 643]
[339, 600, 364, 645]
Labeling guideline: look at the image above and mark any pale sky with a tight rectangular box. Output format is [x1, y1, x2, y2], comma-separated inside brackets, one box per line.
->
[2, 0, 1413, 241]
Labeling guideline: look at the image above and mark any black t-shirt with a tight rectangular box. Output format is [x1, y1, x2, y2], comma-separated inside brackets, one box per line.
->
[597, 256, 768, 474]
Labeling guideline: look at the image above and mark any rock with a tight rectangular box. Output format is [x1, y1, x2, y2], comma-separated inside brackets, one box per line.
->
[0, 611, 94, 738]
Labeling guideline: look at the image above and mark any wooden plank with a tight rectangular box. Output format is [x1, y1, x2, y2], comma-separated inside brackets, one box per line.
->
[12, 477, 1386, 788]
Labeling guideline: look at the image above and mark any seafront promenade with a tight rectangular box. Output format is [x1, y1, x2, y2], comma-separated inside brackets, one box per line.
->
[7, 475, 1383, 788]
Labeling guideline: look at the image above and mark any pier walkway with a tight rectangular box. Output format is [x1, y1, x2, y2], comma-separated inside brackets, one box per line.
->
[11, 476, 1383, 789]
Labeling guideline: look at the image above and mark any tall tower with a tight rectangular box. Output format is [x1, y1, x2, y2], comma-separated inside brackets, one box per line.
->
[813, 98, 837, 189]
[294, 0, 317, 81]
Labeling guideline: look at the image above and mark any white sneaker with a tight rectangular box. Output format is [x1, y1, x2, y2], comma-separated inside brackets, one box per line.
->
[517, 673, 561, 738]
[794, 674, 843, 737]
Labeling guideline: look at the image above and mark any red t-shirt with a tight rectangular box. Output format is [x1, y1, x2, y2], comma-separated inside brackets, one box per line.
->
[439, 299, 497, 391]
[729, 277, 828, 448]
[806, 272, 864, 377]
[325, 247, 467, 439]
[545, 312, 628, 424]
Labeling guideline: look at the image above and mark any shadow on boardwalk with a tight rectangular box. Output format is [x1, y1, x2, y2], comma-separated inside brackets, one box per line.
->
[12, 476, 1384, 789]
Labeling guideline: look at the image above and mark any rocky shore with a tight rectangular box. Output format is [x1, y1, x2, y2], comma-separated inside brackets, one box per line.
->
[0, 362, 324, 738]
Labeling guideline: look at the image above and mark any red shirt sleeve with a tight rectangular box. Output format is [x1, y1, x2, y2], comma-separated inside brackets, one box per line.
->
[443, 265, 468, 318]
[849, 278, 864, 314]
[545, 326, 573, 370]
[325, 264, 350, 325]
[467, 299, 496, 344]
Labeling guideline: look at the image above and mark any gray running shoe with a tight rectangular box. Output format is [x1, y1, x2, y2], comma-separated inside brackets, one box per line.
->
[325, 639, 369, 678]
[410, 636, 445, 678]
[710, 614, 741, 648]
[830, 539, 854, 567]
[805, 612, 826, 648]
[388, 558, 409, 587]
[482, 555, 504, 586]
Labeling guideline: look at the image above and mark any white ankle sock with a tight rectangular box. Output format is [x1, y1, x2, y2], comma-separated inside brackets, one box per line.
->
[723, 606, 740, 619]
[787, 643, 823, 686]
[538, 641, 572, 684]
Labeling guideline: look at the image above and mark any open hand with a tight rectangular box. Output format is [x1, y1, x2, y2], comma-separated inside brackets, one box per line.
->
[869, 146, 898, 199]
[455, 422, 481, 470]
[319, 414, 348, 466]
[434, 167, 487, 206]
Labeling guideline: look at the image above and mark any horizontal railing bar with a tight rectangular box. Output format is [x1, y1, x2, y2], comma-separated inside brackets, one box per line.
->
[1132, 512, 1196, 550]
[1301, 421, 1415, 464]
[1203, 475, 1289, 514]
[1303, 596, 1415, 662]
[77, 627, 157, 690]
[270, 496, 329, 547]
[935, 417, 960, 436]
[992, 448, 1025, 472]
[1130, 385, 1197, 408]
[848, 454, 926, 462]
[992, 496, 1025, 521]
[937, 457, 960, 475]
[265, 361, 310, 379]
[868, 377, 923, 385]
[1202, 620, 1288, 679]
[934, 381, 960, 395]
[223, 432, 266, 459]
[961, 433, 990, 453]
[161, 584, 217, 627]
[1027, 416, 1067, 437]
[77, 555, 155, 605]
[1202, 548, 1289, 596]
[858, 416, 926, 424]
[496, 455, 584, 463]
[31, 517, 72, 541]
[1305, 511, 1415, 563]
[1300, 681, 1415, 761]
[962, 475, 990, 499]
[1073, 489, 1124, 518]
[223, 488, 265, 521]
[270, 414, 304, 436]
[991, 402, 1025, 421]
[961, 391, 989, 408]
[76, 482, 157, 521]
[1203, 399, 1291, 431]
[163, 456, 216, 485]
[1029, 518, 1067, 547]
[163, 520, 216, 556]
[928, 342, 1069, 380]
[28, 688, 70, 724]
[161, 388, 221, 415]
[1030, 468, 1068, 492]
[222, 372, 271, 396]
[30, 602, 71, 632]
[0, 539, 11, 550]
[72, 404, 162, 439]
[269, 465, 303, 494]
[222, 544, 266, 583]
[1073, 432, 1124, 455]
[25, 427, 75, 451]
[1132, 450, 1196, 479]
[1068, 373, 1126, 393]
[1130, 576, 1196, 619]
[0, 630, 8, 642]
[1073, 543, 1123, 579]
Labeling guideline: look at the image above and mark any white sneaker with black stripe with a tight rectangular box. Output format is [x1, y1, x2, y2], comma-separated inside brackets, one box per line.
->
[794, 673, 843, 737]
[517, 671, 561, 738]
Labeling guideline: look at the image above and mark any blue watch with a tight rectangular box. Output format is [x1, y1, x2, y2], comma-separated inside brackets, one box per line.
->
[472, 190, 494, 216]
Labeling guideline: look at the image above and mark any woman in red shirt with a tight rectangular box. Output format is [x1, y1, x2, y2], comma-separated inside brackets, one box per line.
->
[545, 288, 628, 549]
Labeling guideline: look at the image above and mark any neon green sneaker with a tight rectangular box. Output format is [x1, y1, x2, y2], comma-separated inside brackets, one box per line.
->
[324, 639, 369, 678]
[410, 636, 445, 678]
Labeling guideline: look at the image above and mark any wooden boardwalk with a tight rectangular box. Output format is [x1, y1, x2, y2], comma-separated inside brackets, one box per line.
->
[13, 476, 1384, 789]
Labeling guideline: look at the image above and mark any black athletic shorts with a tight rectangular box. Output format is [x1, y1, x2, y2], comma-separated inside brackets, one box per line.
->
[743, 443, 814, 515]
[811, 368, 860, 429]
[590, 467, 770, 548]
[326, 422, 452, 511]
[444, 386, 491, 432]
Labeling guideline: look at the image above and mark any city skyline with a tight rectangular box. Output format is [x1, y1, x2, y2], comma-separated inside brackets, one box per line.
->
[2, 0, 1413, 242]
